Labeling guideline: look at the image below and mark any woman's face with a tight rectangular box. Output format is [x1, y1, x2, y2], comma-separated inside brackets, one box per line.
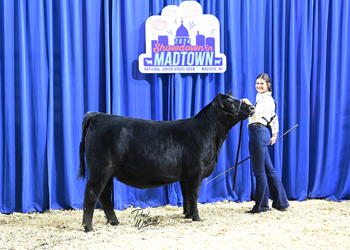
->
[255, 78, 270, 94]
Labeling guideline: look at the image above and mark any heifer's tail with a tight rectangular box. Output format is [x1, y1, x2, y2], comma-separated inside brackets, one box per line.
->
[78, 112, 98, 180]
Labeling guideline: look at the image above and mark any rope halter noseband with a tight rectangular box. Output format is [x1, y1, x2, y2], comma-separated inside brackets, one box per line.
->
[212, 96, 243, 119]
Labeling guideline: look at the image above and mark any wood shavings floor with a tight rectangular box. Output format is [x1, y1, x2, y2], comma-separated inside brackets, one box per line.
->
[1, 199, 349, 249]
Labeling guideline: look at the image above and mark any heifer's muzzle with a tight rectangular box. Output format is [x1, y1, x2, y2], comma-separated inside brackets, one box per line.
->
[248, 105, 255, 117]
[226, 98, 255, 118]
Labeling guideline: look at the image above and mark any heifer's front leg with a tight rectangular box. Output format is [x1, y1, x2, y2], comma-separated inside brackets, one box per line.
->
[187, 177, 203, 221]
[82, 173, 112, 232]
[180, 181, 190, 218]
[99, 177, 119, 226]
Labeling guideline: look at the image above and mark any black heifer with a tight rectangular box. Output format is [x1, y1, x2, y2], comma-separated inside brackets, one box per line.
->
[78, 91, 255, 232]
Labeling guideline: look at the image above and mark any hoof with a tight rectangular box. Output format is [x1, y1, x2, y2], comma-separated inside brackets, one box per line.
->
[83, 223, 93, 233]
[108, 220, 120, 226]
[192, 216, 201, 221]
[84, 227, 93, 233]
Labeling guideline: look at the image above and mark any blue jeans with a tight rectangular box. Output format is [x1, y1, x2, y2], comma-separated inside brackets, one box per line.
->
[248, 126, 289, 212]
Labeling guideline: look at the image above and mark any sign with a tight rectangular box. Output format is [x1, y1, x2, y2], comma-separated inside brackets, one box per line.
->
[139, 1, 226, 74]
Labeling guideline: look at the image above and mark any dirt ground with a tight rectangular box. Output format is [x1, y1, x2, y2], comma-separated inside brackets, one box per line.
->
[1, 199, 350, 249]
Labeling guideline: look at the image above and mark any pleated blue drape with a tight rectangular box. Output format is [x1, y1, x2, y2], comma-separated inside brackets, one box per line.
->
[0, 0, 349, 213]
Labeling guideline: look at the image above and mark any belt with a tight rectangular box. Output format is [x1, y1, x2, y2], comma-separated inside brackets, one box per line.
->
[248, 123, 267, 129]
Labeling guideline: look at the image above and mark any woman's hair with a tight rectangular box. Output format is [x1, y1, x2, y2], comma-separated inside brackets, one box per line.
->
[257, 73, 277, 109]
[256, 73, 272, 92]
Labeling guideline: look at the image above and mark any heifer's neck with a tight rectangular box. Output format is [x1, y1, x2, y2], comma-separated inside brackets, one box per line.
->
[195, 104, 241, 166]
[196, 103, 240, 138]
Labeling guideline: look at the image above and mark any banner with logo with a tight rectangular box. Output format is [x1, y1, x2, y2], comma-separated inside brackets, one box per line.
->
[139, 1, 226, 74]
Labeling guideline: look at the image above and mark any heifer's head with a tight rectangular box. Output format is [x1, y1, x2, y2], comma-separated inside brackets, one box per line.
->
[212, 91, 255, 122]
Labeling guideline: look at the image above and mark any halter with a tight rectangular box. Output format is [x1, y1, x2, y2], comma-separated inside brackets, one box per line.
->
[212, 98, 243, 119]
[234, 100, 243, 118]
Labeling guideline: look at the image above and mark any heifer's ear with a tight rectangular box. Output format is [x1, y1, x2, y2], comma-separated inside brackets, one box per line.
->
[227, 90, 233, 96]
[213, 94, 224, 109]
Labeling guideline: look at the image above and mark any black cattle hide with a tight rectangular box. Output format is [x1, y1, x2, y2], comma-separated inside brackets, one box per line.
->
[79, 91, 255, 232]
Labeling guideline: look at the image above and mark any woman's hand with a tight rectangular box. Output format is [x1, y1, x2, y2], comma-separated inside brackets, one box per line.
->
[242, 98, 252, 105]
[270, 136, 277, 145]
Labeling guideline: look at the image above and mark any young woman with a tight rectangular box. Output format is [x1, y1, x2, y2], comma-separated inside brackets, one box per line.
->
[242, 73, 289, 213]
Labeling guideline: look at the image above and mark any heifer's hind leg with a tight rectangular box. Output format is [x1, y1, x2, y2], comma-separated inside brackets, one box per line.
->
[180, 181, 190, 218]
[99, 177, 119, 226]
[82, 172, 112, 232]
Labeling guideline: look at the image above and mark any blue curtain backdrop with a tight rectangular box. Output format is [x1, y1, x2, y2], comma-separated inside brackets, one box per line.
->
[0, 0, 349, 213]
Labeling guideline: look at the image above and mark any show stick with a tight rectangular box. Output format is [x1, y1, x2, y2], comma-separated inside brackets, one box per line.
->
[206, 124, 299, 185]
